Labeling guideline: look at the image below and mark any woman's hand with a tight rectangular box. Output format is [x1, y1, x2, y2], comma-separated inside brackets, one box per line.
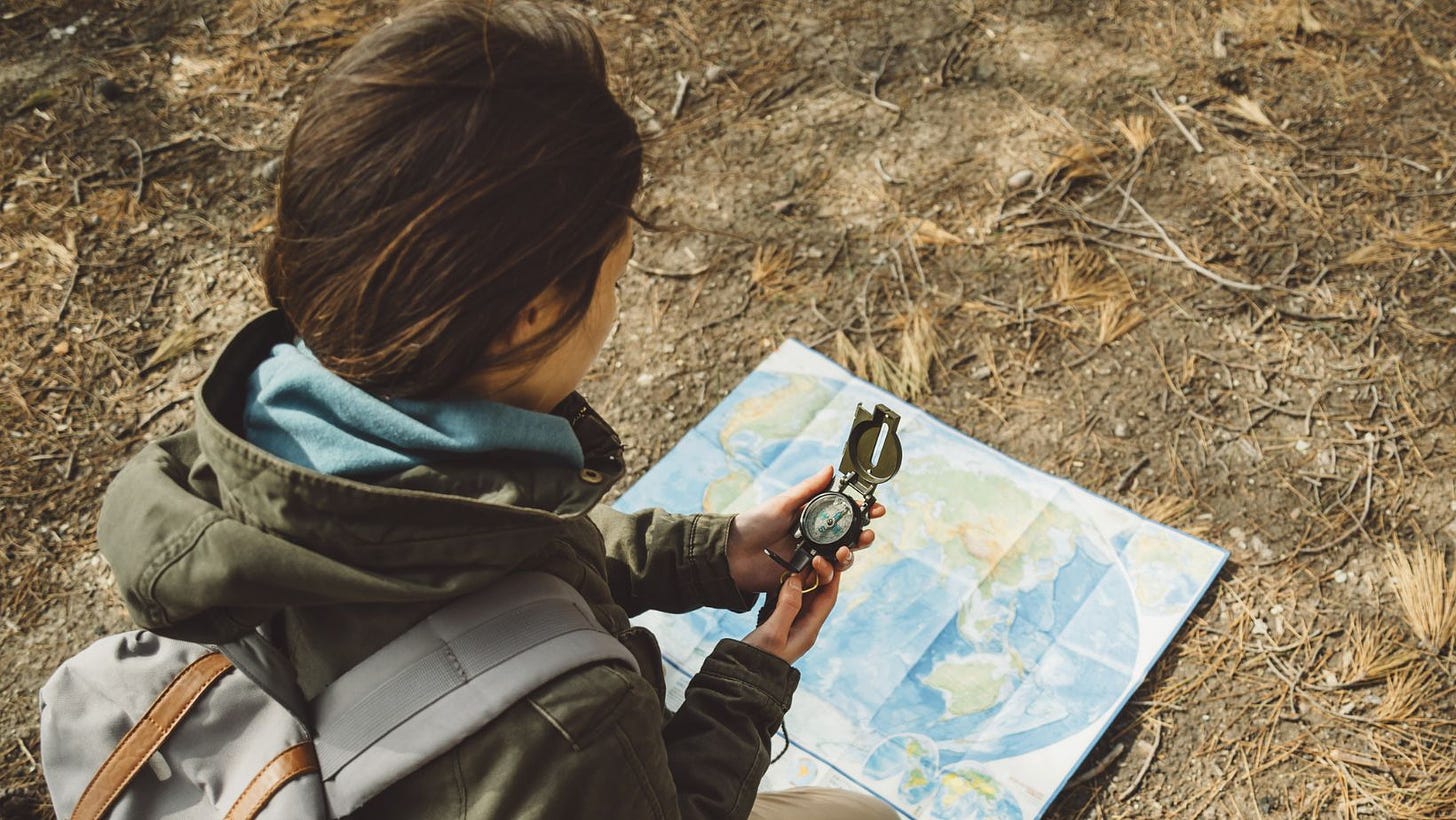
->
[741, 555, 839, 664]
[726, 466, 885, 595]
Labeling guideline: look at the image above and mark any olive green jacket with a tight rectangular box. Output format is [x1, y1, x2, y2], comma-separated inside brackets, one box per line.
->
[97, 311, 800, 819]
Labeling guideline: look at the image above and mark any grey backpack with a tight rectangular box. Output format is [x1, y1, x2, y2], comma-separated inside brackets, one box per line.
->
[39, 573, 636, 819]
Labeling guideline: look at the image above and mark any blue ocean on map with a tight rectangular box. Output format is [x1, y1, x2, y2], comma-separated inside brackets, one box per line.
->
[620, 341, 1226, 819]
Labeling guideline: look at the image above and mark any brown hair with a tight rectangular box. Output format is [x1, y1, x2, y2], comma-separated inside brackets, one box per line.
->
[261, 0, 642, 398]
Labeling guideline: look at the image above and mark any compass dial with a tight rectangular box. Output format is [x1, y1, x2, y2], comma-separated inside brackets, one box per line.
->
[801, 492, 857, 546]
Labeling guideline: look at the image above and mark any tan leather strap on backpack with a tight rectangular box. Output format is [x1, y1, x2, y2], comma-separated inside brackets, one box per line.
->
[71, 651, 234, 820]
[224, 742, 320, 820]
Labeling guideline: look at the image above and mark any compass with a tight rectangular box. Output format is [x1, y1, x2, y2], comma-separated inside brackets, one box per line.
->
[760, 403, 902, 617]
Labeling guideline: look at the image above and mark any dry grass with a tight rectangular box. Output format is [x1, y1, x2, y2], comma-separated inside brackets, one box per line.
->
[3, 0, 1455, 818]
[1340, 621, 1421, 686]
[1385, 545, 1456, 653]
[1095, 297, 1145, 346]
[749, 244, 798, 295]
[906, 217, 964, 248]
[1043, 244, 1124, 307]
[1044, 139, 1116, 184]
[1372, 661, 1439, 723]
[831, 307, 943, 402]
[1111, 114, 1157, 155]
[888, 307, 942, 401]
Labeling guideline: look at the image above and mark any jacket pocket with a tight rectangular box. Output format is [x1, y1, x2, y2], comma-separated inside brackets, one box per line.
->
[525, 661, 639, 751]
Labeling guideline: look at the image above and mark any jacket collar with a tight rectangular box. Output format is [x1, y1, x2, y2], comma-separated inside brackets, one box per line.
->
[196, 311, 626, 535]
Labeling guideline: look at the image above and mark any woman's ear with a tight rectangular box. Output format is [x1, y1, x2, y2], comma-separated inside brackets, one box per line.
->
[498, 289, 557, 352]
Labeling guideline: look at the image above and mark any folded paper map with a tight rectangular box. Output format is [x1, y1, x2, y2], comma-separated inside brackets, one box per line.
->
[619, 341, 1226, 819]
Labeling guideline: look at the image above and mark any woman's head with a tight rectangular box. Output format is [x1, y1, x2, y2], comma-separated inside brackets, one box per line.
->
[261, 0, 642, 401]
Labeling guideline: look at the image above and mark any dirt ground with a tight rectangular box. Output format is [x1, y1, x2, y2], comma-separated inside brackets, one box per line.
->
[3, 0, 1454, 817]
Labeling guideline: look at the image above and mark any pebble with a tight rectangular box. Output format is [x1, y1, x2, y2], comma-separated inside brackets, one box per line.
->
[1333, 569, 1349, 583]
[1007, 169, 1035, 190]
[1114, 421, 1130, 438]
[253, 157, 282, 183]
[704, 64, 733, 84]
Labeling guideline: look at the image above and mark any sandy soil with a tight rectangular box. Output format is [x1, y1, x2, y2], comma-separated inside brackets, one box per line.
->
[3, 0, 1454, 817]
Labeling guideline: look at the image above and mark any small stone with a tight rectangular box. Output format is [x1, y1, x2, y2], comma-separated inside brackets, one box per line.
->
[1251, 618, 1268, 636]
[1333, 569, 1349, 583]
[1294, 439, 1311, 453]
[1007, 169, 1035, 190]
[1114, 421, 1130, 438]
[253, 157, 282, 183]
[704, 64, 733, 84]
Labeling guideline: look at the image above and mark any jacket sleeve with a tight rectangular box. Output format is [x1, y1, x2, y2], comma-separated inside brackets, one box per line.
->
[588, 506, 755, 616]
[370, 640, 798, 820]
[660, 639, 800, 819]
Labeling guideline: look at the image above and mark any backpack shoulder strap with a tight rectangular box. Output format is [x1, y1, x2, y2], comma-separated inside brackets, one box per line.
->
[217, 629, 312, 727]
[312, 572, 636, 817]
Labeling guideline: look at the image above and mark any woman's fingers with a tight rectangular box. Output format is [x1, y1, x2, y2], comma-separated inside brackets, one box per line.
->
[786, 557, 839, 655]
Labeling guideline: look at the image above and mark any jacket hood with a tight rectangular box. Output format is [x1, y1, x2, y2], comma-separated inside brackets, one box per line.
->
[98, 311, 626, 643]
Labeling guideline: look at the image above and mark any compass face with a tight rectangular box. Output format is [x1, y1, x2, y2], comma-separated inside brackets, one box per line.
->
[801, 492, 857, 546]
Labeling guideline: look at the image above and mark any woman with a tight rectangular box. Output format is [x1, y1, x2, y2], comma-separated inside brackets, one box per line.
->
[98, 2, 896, 818]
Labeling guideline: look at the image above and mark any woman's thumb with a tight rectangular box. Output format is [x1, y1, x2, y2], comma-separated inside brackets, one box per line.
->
[765, 576, 804, 634]
[780, 466, 833, 509]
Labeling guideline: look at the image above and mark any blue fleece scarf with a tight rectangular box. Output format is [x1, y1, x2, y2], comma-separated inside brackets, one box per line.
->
[243, 341, 584, 478]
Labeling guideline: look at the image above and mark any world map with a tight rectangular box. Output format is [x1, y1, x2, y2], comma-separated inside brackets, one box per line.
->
[619, 341, 1226, 818]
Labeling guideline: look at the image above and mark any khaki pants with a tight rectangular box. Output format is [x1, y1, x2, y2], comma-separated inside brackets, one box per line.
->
[750, 788, 899, 819]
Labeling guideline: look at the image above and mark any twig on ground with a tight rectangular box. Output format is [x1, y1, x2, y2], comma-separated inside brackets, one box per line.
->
[1150, 89, 1204, 153]
[629, 259, 710, 278]
[55, 231, 79, 324]
[14, 738, 37, 771]
[1118, 721, 1163, 801]
[867, 50, 902, 115]
[670, 71, 690, 120]
[1068, 742, 1127, 789]
[137, 396, 192, 432]
[123, 137, 145, 200]
[873, 156, 906, 185]
[1117, 455, 1152, 493]
[1118, 186, 1264, 292]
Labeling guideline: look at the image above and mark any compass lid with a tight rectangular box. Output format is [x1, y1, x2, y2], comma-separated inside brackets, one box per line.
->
[838, 403, 902, 493]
